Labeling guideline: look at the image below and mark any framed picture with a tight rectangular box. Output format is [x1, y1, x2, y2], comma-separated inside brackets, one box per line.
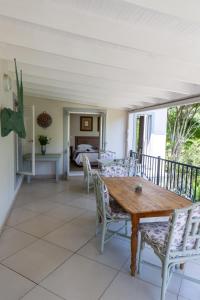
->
[80, 116, 93, 131]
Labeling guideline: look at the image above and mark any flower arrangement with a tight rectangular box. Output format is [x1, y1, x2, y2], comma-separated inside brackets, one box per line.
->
[38, 135, 51, 155]
[38, 135, 51, 145]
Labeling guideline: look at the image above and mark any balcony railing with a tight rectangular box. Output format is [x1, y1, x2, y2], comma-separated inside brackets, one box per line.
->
[131, 151, 200, 202]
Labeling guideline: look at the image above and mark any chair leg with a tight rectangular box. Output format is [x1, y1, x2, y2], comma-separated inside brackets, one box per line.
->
[137, 233, 145, 274]
[161, 263, 169, 300]
[87, 177, 90, 193]
[100, 221, 107, 253]
[125, 220, 128, 236]
[96, 212, 100, 236]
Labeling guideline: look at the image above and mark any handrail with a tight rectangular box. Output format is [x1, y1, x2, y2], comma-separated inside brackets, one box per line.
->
[131, 151, 200, 202]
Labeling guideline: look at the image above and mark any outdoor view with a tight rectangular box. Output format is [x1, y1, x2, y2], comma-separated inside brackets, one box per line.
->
[166, 103, 200, 166]
[134, 103, 200, 202]
[165, 103, 200, 202]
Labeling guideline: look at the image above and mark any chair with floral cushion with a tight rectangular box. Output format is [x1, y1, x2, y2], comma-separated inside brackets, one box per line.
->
[122, 157, 138, 176]
[93, 173, 130, 253]
[138, 202, 200, 300]
[82, 154, 96, 193]
[100, 164, 129, 177]
[100, 150, 116, 160]
[100, 157, 137, 177]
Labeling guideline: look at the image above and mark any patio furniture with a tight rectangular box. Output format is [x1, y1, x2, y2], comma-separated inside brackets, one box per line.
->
[103, 176, 190, 276]
[100, 164, 129, 177]
[93, 173, 130, 253]
[99, 150, 116, 159]
[138, 202, 200, 300]
[100, 157, 137, 177]
[82, 154, 95, 193]
[97, 158, 115, 168]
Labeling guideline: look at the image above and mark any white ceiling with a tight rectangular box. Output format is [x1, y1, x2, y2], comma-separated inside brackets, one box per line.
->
[1, 0, 200, 109]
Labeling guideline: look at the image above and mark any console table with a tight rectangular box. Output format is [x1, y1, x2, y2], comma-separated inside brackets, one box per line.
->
[24, 153, 61, 183]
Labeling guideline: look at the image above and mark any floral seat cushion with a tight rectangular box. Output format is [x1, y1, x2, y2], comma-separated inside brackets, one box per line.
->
[140, 204, 200, 256]
[103, 185, 130, 220]
[109, 199, 129, 219]
[139, 222, 169, 254]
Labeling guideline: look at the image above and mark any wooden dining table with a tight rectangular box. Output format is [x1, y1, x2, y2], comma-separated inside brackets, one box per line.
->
[103, 176, 191, 276]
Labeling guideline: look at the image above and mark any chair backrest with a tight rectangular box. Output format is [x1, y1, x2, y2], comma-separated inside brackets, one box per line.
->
[93, 173, 111, 219]
[123, 157, 137, 176]
[101, 157, 137, 177]
[100, 164, 129, 177]
[100, 150, 116, 159]
[166, 202, 200, 258]
[82, 154, 91, 178]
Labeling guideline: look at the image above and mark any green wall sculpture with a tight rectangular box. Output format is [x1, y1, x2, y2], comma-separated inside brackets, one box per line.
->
[0, 59, 26, 138]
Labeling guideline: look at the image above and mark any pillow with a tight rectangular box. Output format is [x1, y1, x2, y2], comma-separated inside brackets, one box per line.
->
[77, 144, 93, 150]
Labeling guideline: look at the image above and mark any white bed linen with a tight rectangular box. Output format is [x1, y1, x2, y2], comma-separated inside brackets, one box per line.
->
[73, 149, 99, 165]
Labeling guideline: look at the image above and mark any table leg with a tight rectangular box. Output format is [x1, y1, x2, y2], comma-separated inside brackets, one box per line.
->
[130, 214, 139, 276]
[27, 175, 31, 184]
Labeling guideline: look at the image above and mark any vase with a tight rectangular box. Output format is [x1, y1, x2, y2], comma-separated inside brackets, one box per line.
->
[41, 145, 46, 155]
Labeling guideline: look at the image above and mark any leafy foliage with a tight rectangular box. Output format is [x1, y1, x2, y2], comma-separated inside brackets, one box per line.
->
[166, 103, 200, 165]
[38, 135, 51, 145]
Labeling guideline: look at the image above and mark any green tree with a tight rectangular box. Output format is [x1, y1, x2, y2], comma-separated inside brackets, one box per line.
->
[166, 103, 200, 163]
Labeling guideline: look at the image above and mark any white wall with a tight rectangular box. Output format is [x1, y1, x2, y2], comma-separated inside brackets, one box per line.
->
[146, 109, 167, 158]
[131, 108, 167, 158]
[0, 59, 22, 231]
[70, 114, 99, 149]
[25, 96, 128, 175]
[106, 109, 127, 158]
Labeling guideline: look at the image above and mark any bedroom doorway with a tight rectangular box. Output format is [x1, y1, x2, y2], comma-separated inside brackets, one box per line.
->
[63, 108, 106, 177]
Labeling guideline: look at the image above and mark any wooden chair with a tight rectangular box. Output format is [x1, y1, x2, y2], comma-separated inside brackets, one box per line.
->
[82, 154, 95, 193]
[138, 202, 200, 300]
[93, 173, 130, 253]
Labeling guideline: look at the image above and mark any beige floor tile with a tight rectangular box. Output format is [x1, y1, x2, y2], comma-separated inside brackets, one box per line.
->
[121, 246, 161, 274]
[21, 286, 63, 300]
[53, 191, 85, 205]
[100, 272, 177, 300]
[179, 262, 200, 300]
[0, 228, 36, 261]
[78, 237, 130, 270]
[68, 195, 96, 211]
[41, 254, 117, 300]
[16, 215, 65, 238]
[44, 221, 95, 252]
[121, 246, 181, 295]
[22, 200, 58, 213]
[2, 225, 11, 232]
[70, 210, 96, 232]
[137, 262, 182, 295]
[0, 264, 35, 300]
[44, 203, 85, 222]
[3, 239, 72, 283]
[6, 207, 39, 226]
[13, 194, 36, 208]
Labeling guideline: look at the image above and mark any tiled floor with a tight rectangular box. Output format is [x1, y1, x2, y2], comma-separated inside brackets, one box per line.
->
[0, 176, 199, 299]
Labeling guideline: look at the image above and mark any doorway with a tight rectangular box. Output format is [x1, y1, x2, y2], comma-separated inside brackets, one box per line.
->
[63, 108, 106, 177]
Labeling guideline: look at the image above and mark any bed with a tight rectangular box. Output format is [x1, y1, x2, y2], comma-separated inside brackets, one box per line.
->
[72, 136, 99, 166]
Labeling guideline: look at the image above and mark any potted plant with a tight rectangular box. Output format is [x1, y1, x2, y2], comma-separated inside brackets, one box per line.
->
[38, 135, 51, 155]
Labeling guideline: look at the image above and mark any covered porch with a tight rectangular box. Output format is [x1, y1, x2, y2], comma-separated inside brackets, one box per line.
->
[0, 176, 198, 300]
